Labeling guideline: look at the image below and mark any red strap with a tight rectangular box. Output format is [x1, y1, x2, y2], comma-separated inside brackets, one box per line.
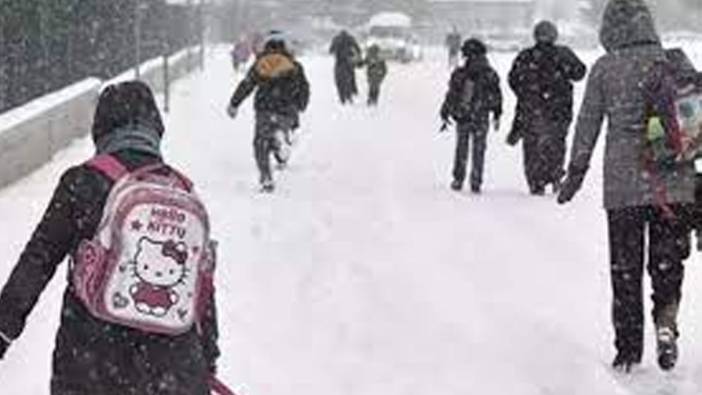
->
[208, 375, 237, 395]
[88, 156, 194, 192]
[87, 155, 129, 181]
[643, 157, 676, 220]
[129, 163, 194, 192]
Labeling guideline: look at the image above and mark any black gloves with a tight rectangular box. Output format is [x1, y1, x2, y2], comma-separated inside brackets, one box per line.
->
[0, 336, 9, 360]
[440, 111, 450, 124]
[439, 119, 452, 133]
[557, 165, 588, 204]
[506, 129, 521, 146]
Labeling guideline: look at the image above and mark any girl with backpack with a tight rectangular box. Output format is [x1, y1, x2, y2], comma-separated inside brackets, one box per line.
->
[557, 0, 695, 373]
[0, 81, 224, 394]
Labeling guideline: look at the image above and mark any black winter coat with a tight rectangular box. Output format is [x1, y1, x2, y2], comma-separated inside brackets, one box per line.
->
[329, 32, 361, 64]
[365, 55, 387, 86]
[508, 43, 586, 123]
[440, 55, 503, 125]
[0, 151, 219, 395]
[229, 48, 310, 118]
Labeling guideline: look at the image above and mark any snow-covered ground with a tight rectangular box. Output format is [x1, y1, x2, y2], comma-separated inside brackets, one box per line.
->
[1, 44, 702, 394]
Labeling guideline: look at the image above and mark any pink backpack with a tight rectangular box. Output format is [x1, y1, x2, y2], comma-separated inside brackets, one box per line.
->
[72, 155, 214, 336]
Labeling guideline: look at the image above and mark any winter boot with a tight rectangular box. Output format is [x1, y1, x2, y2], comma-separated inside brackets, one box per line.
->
[530, 186, 545, 196]
[260, 177, 275, 193]
[471, 184, 481, 194]
[451, 180, 463, 192]
[655, 303, 680, 371]
[612, 350, 642, 373]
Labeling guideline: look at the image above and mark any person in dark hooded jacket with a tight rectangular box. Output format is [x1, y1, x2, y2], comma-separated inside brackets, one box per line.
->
[557, 0, 695, 373]
[508, 21, 587, 195]
[228, 32, 311, 192]
[440, 38, 502, 194]
[0, 81, 220, 394]
[330, 30, 362, 105]
[364, 44, 388, 106]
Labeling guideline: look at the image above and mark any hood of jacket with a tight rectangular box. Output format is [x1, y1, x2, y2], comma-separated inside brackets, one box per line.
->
[599, 0, 660, 52]
[255, 50, 296, 79]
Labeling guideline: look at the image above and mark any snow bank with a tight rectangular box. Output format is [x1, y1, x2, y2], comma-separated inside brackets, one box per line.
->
[0, 47, 202, 188]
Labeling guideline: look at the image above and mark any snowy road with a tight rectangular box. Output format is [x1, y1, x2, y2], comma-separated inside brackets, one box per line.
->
[2, 46, 702, 394]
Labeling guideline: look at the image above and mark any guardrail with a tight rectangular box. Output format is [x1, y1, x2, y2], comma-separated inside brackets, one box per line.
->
[0, 47, 201, 188]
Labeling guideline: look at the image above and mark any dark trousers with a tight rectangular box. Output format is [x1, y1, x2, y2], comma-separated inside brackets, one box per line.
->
[254, 112, 293, 183]
[335, 62, 357, 104]
[452, 122, 488, 189]
[368, 82, 381, 106]
[607, 206, 689, 357]
[522, 118, 569, 192]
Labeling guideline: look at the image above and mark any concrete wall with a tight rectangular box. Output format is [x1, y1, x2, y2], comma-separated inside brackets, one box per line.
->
[0, 47, 201, 188]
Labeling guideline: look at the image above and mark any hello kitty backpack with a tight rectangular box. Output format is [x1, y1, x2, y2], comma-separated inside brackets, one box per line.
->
[72, 154, 214, 335]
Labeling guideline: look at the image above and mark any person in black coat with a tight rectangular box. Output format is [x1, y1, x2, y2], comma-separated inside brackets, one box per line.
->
[330, 30, 362, 105]
[228, 33, 311, 192]
[508, 21, 586, 195]
[0, 81, 220, 395]
[441, 38, 503, 194]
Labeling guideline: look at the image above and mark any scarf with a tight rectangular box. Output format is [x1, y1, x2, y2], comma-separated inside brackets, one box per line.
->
[95, 124, 162, 158]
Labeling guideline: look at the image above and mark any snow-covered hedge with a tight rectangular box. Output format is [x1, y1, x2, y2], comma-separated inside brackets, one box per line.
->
[0, 47, 201, 188]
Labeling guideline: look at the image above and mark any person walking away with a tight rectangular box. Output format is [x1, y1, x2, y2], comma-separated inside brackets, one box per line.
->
[557, 0, 696, 373]
[0, 81, 222, 394]
[445, 27, 462, 69]
[508, 21, 586, 195]
[364, 45, 388, 106]
[227, 31, 310, 193]
[440, 38, 502, 194]
[330, 30, 362, 105]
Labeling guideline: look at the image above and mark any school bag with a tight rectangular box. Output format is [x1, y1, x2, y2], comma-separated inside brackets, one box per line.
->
[72, 154, 215, 336]
[644, 49, 702, 167]
[446, 73, 477, 122]
[641, 49, 702, 217]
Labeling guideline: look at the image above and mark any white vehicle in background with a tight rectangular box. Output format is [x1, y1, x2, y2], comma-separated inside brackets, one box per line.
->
[364, 12, 423, 63]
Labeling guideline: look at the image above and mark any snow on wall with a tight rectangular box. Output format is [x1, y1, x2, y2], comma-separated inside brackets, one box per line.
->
[0, 78, 100, 187]
[0, 48, 201, 188]
[107, 47, 200, 93]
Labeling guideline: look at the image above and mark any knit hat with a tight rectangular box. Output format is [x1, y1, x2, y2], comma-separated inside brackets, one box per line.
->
[534, 20, 558, 44]
[461, 38, 487, 58]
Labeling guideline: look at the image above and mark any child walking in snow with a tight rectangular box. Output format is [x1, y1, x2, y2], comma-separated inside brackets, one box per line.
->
[557, 0, 695, 373]
[440, 38, 502, 194]
[364, 45, 388, 106]
[227, 31, 310, 193]
[0, 81, 223, 395]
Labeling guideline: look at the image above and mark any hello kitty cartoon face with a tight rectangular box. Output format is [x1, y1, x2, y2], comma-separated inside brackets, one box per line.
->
[133, 238, 189, 288]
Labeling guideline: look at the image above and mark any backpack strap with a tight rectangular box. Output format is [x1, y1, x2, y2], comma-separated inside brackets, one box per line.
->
[87, 154, 129, 182]
[89, 156, 194, 193]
